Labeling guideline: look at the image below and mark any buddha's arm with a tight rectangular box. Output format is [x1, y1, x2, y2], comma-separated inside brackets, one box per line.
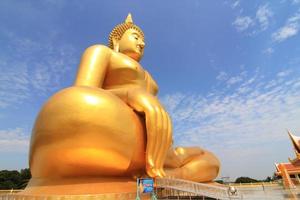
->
[74, 45, 111, 87]
[145, 70, 158, 95]
[109, 86, 172, 178]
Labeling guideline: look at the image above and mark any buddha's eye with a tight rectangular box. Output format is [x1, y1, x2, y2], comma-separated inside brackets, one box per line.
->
[132, 34, 139, 40]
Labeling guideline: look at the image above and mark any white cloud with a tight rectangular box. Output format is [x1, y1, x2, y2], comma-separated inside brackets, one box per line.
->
[272, 11, 300, 42]
[0, 61, 30, 108]
[0, 128, 29, 152]
[0, 29, 76, 108]
[287, 11, 300, 23]
[232, 4, 273, 34]
[272, 25, 298, 41]
[277, 69, 292, 77]
[233, 16, 254, 32]
[263, 47, 274, 55]
[231, 0, 240, 9]
[216, 71, 228, 81]
[161, 69, 300, 179]
[292, 0, 300, 4]
[256, 4, 273, 30]
[226, 75, 243, 86]
[217, 71, 247, 87]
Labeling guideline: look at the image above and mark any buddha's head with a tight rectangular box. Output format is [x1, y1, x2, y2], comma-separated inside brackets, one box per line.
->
[109, 13, 145, 61]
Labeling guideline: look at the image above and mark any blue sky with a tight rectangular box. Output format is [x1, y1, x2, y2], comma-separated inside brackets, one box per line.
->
[1, 0, 300, 181]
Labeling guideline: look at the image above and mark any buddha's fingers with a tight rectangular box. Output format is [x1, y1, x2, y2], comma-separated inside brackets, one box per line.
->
[167, 113, 173, 150]
[145, 107, 158, 177]
[161, 112, 172, 176]
[153, 107, 163, 173]
[158, 113, 172, 177]
[164, 113, 172, 152]
[155, 109, 168, 177]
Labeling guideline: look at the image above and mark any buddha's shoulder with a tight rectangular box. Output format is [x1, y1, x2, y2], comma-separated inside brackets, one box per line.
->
[83, 44, 112, 54]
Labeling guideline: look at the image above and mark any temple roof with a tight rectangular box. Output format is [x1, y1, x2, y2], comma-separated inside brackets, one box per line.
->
[288, 131, 300, 155]
[275, 163, 300, 173]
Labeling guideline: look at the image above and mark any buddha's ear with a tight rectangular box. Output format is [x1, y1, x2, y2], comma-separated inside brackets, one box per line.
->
[112, 38, 119, 52]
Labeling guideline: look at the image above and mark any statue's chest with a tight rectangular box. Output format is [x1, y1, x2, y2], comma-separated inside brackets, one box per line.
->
[103, 53, 146, 88]
[108, 54, 145, 81]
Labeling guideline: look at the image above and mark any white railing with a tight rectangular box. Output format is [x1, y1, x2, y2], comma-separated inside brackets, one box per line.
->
[156, 177, 242, 200]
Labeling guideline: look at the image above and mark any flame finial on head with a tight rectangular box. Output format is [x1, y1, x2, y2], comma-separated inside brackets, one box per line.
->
[108, 13, 144, 49]
[125, 13, 133, 24]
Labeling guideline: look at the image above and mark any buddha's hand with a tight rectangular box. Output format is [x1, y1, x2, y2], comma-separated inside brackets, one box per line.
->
[127, 89, 172, 177]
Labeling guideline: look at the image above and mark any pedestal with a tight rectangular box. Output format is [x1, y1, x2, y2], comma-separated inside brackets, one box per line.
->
[0, 177, 151, 200]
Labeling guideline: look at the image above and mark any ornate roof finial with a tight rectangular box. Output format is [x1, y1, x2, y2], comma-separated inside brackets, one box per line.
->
[125, 13, 133, 24]
[288, 130, 300, 154]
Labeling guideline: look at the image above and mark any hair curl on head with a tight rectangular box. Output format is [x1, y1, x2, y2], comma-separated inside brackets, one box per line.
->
[108, 14, 144, 49]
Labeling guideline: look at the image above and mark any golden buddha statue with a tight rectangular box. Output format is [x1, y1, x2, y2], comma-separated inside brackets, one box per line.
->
[24, 14, 220, 196]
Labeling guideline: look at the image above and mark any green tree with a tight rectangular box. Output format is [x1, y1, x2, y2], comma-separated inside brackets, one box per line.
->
[0, 170, 21, 189]
[0, 168, 31, 189]
[215, 180, 224, 184]
[19, 168, 31, 189]
[235, 176, 258, 183]
[272, 173, 279, 181]
[264, 176, 272, 182]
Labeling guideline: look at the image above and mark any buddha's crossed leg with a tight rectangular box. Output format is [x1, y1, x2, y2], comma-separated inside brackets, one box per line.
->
[164, 146, 220, 182]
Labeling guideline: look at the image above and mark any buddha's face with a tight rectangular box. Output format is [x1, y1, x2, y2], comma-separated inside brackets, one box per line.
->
[117, 29, 145, 61]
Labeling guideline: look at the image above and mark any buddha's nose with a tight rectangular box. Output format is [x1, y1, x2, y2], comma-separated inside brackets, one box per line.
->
[138, 40, 145, 49]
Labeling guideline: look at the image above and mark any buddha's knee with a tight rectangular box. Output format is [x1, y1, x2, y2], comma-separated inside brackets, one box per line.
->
[180, 151, 220, 182]
[29, 86, 146, 178]
[196, 152, 220, 181]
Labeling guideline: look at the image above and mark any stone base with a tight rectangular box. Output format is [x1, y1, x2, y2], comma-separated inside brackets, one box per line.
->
[1, 192, 147, 200]
[0, 177, 151, 199]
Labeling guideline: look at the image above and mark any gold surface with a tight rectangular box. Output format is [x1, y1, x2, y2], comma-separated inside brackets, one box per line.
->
[2, 192, 148, 200]
[21, 177, 139, 195]
[26, 13, 220, 195]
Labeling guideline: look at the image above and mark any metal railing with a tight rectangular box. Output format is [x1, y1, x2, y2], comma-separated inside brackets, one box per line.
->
[156, 177, 242, 200]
